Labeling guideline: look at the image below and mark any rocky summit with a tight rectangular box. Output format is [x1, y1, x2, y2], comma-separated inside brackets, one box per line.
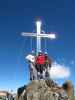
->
[17, 79, 70, 100]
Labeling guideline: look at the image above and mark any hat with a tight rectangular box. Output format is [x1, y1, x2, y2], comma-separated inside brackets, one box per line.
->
[38, 50, 42, 53]
[45, 52, 48, 55]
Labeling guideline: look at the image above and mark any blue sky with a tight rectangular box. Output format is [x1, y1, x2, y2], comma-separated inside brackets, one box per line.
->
[0, 0, 75, 91]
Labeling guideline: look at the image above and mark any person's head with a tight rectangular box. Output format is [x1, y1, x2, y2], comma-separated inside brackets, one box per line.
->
[44, 52, 48, 59]
[38, 50, 42, 55]
[44, 52, 48, 56]
[45, 52, 48, 55]
[31, 49, 35, 55]
[62, 81, 73, 96]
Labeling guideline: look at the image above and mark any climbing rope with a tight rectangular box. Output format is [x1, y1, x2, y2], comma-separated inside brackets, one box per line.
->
[44, 38, 46, 52]
[30, 37, 33, 52]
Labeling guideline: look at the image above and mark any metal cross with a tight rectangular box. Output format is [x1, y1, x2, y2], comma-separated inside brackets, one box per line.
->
[21, 21, 56, 55]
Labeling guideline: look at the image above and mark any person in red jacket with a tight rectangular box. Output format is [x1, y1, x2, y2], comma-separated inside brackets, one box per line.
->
[35, 51, 45, 79]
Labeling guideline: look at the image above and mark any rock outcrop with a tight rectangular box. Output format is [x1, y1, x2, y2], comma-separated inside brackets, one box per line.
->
[17, 79, 70, 100]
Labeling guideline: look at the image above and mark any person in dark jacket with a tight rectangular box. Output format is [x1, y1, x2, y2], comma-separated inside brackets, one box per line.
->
[44, 52, 52, 78]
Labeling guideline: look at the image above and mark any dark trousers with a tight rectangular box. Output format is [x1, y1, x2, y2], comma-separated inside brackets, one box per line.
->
[35, 64, 44, 74]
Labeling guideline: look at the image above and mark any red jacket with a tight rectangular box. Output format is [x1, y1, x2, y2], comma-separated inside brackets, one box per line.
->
[36, 54, 45, 65]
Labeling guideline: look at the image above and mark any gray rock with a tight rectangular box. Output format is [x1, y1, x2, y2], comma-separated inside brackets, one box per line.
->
[18, 80, 69, 100]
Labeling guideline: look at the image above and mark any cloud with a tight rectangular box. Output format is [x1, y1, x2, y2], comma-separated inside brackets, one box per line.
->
[70, 60, 75, 65]
[49, 62, 71, 79]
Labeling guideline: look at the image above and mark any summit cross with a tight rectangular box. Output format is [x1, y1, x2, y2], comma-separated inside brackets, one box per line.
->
[21, 21, 56, 55]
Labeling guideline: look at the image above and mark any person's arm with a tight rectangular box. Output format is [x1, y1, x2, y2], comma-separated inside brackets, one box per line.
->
[49, 58, 52, 63]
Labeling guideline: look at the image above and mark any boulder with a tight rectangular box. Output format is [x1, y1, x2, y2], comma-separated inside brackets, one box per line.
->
[18, 80, 69, 100]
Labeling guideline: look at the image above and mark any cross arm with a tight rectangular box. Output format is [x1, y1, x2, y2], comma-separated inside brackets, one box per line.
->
[21, 32, 36, 37]
[38, 33, 56, 39]
[21, 32, 56, 39]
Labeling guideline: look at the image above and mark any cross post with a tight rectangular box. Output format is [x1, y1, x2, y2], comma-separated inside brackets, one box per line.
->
[36, 21, 41, 54]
